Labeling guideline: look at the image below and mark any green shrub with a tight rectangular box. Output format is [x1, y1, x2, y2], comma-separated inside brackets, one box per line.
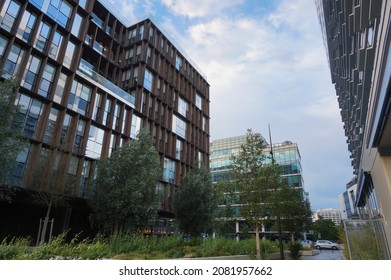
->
[0, 237, 30, 260]
[289, 242, 302, 260]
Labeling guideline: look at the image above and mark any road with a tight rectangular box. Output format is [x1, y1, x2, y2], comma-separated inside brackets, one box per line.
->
[302, 249, 345, 260]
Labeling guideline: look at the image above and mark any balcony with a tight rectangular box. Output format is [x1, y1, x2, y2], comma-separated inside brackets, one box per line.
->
[78, 60, 135, 108]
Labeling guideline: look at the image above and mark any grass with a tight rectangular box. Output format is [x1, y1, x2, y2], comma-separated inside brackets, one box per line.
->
[0, 233, 280, 260]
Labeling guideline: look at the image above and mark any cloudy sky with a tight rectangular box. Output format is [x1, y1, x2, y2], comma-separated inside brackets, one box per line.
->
[109, 0, 354, 211]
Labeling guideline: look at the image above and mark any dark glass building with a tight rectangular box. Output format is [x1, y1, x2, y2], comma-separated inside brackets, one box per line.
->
[317, 0, 391, 257]
[0, 0, 210, 238]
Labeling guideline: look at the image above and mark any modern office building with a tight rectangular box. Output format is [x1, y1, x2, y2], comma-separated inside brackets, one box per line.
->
[313, 208, 342, 226]
[317, 0, 391, 255]
[0, 0, 210, 238]
[210, 135, 306, 235]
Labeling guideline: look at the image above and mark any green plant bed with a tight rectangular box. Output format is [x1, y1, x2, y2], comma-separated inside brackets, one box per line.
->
[1, 234, 281, 260]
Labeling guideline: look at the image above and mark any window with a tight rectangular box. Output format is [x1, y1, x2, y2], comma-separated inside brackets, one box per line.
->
[49, 30, 63, 60]
[54, 72, 68, 104]
[103, 98, 112, 126]
[13, 93, 43, 139]
[38, 64, 56, 97]
[129, 28, 136, 42]
[16, 10, 37, 42]
[122, 109, 129, 135]
[133, 66, 139, 85]
[367, 26, 374, 47]
[2, 44, 24, 79]
[86, 125, 104, 159]
[176, 139, 183, 160]
[10, 144, 31, 186]
[35, 22, 52, 53]
[92, 93, 102, 121]
[78, 0, 87, 10]
[136, 45, 141, 61]
[144, 69, 153, 91]
[73, 119, 85, 154]
[63, 41, 75, 68]
[80, 159, 91, 197]
[108, 133, 116, 156]
[65, 156, 79, 194]
[130, 114, 141, 138]
[47, 0, 72, 28]
[22, 55, 41, 90]
[125, 48, 133, 65]
[0, 35, 8, 60]
[43, 107, 59, 144]
[175, 55, 182, 71]
[29, 0, 44, 9]
[139, 25, 144, 40]
[172, 115, 186, 139]
[163, 157, 175, 183]
[195, 93, 202, 109]
[146, 47, 151, 64]
[112, 103, 121, 131]
[0, 0, 21, 32]
[178, 97, 188, 117]
[71, 13, 83, 38]
[60, 113, 71, 146]
[68, 80, 92, 116]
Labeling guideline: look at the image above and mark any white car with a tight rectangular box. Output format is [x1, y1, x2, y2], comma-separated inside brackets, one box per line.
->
[315, 240, 340, 250]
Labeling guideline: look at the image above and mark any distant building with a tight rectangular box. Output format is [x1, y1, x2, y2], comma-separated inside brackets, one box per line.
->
[339, 177, 358, 220]
[313, 208, 342, 226]
[210, 134, 307, 235]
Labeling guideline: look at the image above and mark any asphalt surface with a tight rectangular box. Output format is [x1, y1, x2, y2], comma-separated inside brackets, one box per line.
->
[301, 249, 345, 260]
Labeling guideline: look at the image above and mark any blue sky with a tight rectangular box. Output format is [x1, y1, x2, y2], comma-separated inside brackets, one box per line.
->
[109, 0, 354, 211]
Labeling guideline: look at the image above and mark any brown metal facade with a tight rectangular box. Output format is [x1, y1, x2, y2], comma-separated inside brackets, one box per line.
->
[0, 0, 210, 215]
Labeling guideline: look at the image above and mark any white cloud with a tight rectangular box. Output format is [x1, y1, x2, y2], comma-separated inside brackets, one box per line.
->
[161, 0, 243, 18]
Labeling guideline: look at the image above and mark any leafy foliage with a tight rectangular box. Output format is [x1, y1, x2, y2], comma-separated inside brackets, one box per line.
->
[313, 218, 339, 241]
[90, 129, 161, 236]
[0, 233, 280, 260]
[267, 168, 312, 238]
[229, 129, 269, 228]
[0, 77, 25, 201]
[173, 164, 216, 236]
[288, 241, 303, 260]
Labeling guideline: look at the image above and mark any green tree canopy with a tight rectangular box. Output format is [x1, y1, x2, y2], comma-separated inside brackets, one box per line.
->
[89, 129, 161, 237]
[267, 171, 312, 241]
[173, 164, 216, 236]
[228, 129, 272, 259]
[0, 77, 25, 201]
[313, 217, 339, 241]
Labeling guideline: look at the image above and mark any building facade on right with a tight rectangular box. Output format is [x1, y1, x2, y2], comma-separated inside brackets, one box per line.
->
[316, 0, 391, 255]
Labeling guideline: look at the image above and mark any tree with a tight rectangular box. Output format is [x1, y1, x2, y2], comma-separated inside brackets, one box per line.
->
[90, 129, 161, 237]
[31, 147, 77, 244]
[268, 171, 312, 242]
[228, 129, 271, 260]
[0, 77, 25, 202]
[313, 217, 339, 241]
[227, 129, 312, 260]
[173, 164, 216, 236]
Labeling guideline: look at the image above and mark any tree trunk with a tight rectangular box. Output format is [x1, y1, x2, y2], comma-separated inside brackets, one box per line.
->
[40, 199, 52, 244]
[277, 214, 285, 260]
[255, 223, 261, 260]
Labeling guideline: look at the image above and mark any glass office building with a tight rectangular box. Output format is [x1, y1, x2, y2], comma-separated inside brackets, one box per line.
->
[210, 135, 307, 234]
